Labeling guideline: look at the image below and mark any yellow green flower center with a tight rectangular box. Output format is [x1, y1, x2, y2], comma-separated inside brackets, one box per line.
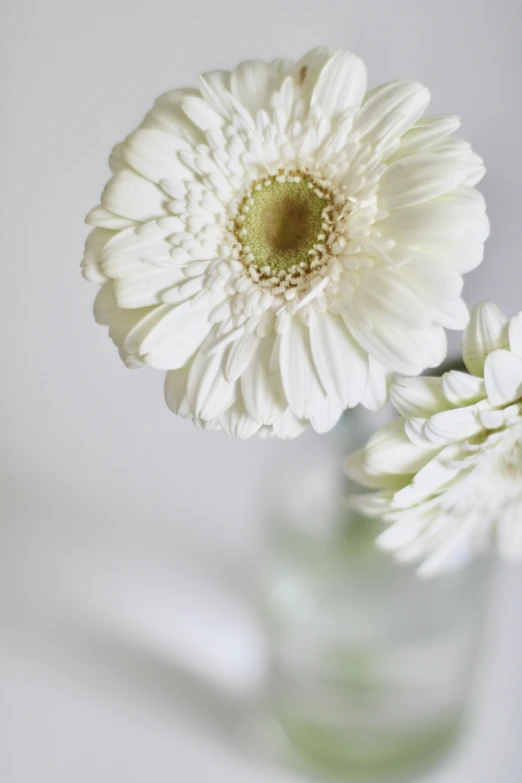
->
[238, 176, 326, 270]
[233, 170, 344, 293]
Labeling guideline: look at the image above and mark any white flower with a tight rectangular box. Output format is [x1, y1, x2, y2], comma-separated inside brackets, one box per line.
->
[346, 303, 522, 577]
[83, 46, 488, 438]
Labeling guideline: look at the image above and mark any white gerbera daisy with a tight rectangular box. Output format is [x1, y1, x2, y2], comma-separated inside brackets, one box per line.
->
[82, 46, 489, 438]
[346, 303, 522, 577]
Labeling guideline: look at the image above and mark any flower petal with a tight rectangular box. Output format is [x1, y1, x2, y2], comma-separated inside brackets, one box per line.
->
[441, 370, 486, 405]
[241, 335, 286, 425]
[344, 449, 408, 491]
[379, 153, 467, 211]
[123, 129, 192, 184]
[137, 296, 211, 370]
[272, 408, 308, 439]
[344, 449, 380, 489]
[392, 458, 461, 508]
[353, 267, 432, 329]
[101, 168, 167, 222]
[343, 311, 437, 375]
[508, 313, 522, 358]
[463, 302, 508, 376]
[354, 81, 430, 148]
[391, 115, 461, 160]
[415, 326, 450, 370]
[223, 331, 259, 382]
[398, 255, 463, 310]
[377, 187, 488, 246]
[101, 225, 186, 308]
[108, 142, 126, 174]
[85, 205, 136, 230]
[417, 531, 475, 579]
[93, 284, 153, 368]
[428, 137, 485, 187]
[187, 331, 237, 420]
[427, 230, 486, 275]
[484, 349, 522, 406]
[376, 506, 439, 551]
[199, 71, 235, 118]
[230, 60, 281, 116]
[164, 366, 192, 418]
[359, 358, 393, 411]
[348, 491, 392, 516]
[309, 310, 368, 408]
[364, 418, 440, 476]
[390, 376, 447, 418]
[272, 59, 295, 79]
[182, 96, 225, 133]
[82, 228, 113, 284]
[295, 46, 338, 99]
[279, 317, 326, 419]
[219, 392, 261, 439]
[424, 405, 484, 445]
[311, 51, 367, 115]
[142, 88, 203, 144]
[433, 297, 470, 330]
[310, 397, 344, 434]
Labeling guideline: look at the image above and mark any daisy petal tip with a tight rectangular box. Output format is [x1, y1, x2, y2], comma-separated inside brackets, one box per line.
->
[463, 301, 508, 376]
[508, 312, 522, 358]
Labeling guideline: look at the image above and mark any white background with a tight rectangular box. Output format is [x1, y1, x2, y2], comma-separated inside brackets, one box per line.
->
[3, 0, 522, 780]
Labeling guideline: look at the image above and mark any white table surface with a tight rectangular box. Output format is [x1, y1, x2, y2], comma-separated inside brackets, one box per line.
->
[3, 0, 522, 780]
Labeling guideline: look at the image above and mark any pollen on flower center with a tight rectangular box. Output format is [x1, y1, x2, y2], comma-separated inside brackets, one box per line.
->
[232, 170, 349, 294]
[243, 177, 325, 265]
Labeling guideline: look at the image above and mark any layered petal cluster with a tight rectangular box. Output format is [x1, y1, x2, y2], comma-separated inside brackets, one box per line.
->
[83, 46, 488, 438]
[346, 303, 522, 576]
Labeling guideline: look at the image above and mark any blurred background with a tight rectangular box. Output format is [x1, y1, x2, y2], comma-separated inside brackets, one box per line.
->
[3, 0, 522, 780]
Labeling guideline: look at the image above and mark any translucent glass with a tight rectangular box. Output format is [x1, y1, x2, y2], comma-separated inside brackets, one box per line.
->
[259, 410, 492, 782]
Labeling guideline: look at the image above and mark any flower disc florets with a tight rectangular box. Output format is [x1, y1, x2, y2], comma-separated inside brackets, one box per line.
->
[232, 169, 352, 296]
